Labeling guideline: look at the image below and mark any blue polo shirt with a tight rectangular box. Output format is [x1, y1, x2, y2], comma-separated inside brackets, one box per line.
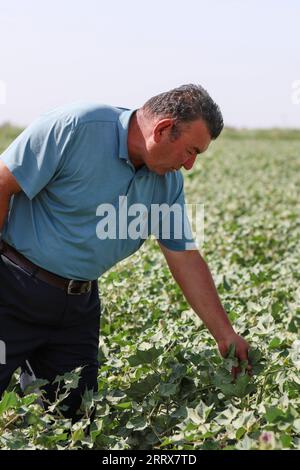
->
[0, 103, 195, 280]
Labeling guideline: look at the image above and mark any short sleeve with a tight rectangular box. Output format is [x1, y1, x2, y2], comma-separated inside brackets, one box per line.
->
[154, 172, 197, 251]
[0, 115, 75, 200]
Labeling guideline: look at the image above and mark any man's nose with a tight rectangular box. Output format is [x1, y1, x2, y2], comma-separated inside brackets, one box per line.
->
[183, 155, 196, 170]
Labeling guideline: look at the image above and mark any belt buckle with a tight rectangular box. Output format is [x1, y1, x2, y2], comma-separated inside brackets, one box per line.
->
[67, 279, 91, 295]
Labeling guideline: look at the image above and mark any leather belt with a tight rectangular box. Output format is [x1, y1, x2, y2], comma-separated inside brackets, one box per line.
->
[0, 240, 92, 295]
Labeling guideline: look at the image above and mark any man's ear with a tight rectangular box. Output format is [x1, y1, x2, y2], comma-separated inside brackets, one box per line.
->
[153, 118, 175, 143]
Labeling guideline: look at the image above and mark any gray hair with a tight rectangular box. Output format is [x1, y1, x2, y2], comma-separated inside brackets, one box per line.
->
[142, 84, 224, 139]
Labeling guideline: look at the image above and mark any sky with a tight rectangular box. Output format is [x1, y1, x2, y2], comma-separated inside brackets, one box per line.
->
[0, 0, 299, 128]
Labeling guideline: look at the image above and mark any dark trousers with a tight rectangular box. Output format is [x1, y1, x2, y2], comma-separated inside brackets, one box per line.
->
[0, 253, 101, 420]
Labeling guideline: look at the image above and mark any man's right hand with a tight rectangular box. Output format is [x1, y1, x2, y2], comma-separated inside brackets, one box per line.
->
[0, 160, 21, 231]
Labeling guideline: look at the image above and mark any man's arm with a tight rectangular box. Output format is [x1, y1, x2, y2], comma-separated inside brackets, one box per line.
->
[158, 242, 250, 367]
[0, 160, 21, 232]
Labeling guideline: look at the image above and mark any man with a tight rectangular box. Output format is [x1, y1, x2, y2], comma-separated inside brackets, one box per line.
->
[0, 84, 250, 420]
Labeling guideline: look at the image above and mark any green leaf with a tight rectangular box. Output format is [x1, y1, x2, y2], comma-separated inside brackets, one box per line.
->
[236, 427, 246, 439]
[223, 276, 232, 291]
[126, 373, 160, 401]
[269, 337, 281, 350]
[72, 428, 85, 443]
[265, 406, 285, 423]
[0, 391, 18, 414]
[114, 401, 132, 409]
[126, 416, 148, 431]
[127, 344, 164, 366]
[280, 433, 291, 448]
[159, 383, 178, 397]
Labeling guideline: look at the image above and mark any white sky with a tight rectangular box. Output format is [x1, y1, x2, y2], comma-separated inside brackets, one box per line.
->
[0, 0, 299, 128]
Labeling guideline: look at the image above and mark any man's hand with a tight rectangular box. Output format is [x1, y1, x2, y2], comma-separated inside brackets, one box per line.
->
[0, 160, 21, 232]
[217, 331, 252, 377]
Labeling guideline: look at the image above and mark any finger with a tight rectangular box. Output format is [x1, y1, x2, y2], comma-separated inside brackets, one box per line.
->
[236, 347, 252, 374]
[231, 366, 241, 379]
[218, 343, 229, 358]
[236, 344, 250, 363]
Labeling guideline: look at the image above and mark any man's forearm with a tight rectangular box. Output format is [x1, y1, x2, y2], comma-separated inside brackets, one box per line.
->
[163, 249, 235, 342]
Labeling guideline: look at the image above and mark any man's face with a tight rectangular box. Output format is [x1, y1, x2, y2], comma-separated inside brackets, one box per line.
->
[144, 118, 212, 175]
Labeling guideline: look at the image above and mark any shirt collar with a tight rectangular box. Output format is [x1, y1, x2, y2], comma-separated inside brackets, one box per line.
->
[117, 107, 150, 177]
[117, 108, 137, 162]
